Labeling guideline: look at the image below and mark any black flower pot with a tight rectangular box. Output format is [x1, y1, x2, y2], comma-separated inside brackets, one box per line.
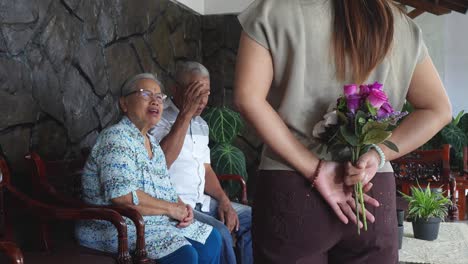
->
[398, 225, 404, 249]
[412, 217, 441, 241]
[397, 209, 405, 226]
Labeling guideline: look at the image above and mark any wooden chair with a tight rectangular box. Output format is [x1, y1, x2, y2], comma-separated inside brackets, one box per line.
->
[0, 240, 24, 264]
[24, 151, 152, 264]
[0, 152, 132, 264]
[391, 144, 459, 220]
[217, 174, 248, 205]
[454, 146, 468, 220]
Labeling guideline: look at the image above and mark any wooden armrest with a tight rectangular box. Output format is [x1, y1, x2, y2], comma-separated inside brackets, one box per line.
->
[218, 174, 248, 205]
[105, 205, 150, 263]
[0, 241, 24, 264]
[5, 185, 132, 263]
[33, 182, 150, 263]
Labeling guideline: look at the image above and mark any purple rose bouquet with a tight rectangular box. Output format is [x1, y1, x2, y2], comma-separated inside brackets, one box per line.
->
[313, 82, 407, 233]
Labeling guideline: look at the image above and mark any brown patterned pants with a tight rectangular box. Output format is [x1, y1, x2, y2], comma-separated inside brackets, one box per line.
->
[252, 170, 398, 264]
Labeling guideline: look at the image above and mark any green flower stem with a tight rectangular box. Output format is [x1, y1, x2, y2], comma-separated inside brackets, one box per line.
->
[354, 184, 360, 235]
[353, 147, 367, 233]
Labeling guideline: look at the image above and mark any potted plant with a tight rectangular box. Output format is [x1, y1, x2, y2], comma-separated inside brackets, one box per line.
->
[401, 184, 452, 241]
[202, 106, 248, 199]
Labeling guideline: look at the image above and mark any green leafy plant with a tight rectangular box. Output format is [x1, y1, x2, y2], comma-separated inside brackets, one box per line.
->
[401, 184, 452, 220]
[202, 107, 247, 198]
[423, 110, 468, 171]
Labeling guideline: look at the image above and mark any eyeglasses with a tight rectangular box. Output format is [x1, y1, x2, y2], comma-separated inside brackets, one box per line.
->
[126, 89, 167, 103]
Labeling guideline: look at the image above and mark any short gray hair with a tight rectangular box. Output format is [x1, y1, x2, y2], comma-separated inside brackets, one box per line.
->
[175, 61, 210, 87]
[121, 73, 164, 97]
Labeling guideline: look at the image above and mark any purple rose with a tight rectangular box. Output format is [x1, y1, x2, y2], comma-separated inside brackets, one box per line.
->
[359, 85, 370, 96]
[347, 94, 361, 113]
[370, 82, 383, 90]
[344, 84, 358, 96]
[377, 101, 394, 118]
[367, 89, 388, 109]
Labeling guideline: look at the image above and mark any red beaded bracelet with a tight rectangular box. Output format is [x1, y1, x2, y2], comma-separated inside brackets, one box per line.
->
[310, 159, 324, 188]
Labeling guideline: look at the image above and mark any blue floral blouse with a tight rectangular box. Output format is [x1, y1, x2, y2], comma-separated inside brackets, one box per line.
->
[75, 117, 213, 259]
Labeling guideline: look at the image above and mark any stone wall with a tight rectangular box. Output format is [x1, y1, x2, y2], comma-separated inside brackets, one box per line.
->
[0, 0, 203, 186]
[0, 1, 261, 196]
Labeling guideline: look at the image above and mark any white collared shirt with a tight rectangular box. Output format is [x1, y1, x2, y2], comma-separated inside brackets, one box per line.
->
[150, 99, 212, 211]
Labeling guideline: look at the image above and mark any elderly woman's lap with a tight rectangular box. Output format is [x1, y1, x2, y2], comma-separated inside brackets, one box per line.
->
[156, 229, 222, 264]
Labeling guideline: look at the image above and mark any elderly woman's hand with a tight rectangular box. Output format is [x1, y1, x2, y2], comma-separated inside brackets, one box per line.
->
[177, 204, 194, 228]
[168, 203, 189, 222]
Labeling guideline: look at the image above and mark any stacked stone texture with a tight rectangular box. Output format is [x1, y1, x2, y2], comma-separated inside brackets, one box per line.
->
[0, 1, 260, 194]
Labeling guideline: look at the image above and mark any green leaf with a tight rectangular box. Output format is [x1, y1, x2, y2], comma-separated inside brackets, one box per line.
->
[340, 125, 359, 146]
[362, 121, 389, 135]
[355, 111, 367, 136]
[365, 100, 377, 116]
[337, 111, 349, 125]
[402, 101, 414, 114]
[453, 110, 465, 126]
[458, 113, 468, 136]
[211, 143, 248, 199]
[362, 130, 391, 145]
[441, 124, 467, 153]
[383, 140, 399, 152]
[202, 107, 244, 144]
[337, 97, 347, 112]
[211, 143, 247, 178]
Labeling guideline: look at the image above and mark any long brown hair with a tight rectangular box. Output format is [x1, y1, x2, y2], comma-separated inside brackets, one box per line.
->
[332, 0, 396, 83]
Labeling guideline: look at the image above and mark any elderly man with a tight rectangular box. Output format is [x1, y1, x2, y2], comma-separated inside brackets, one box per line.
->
[150, 62, 252, 264]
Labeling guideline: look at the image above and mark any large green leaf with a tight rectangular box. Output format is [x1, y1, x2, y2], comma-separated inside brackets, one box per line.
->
[340, 125, 359, 146]
[441, 124, 467, 169]
[458, 113, 468, 136]
[383, 140, 399, 152]
[211, 143, 247, 178]
[362, 121, 388, 135]
[211, 143, 248, 199]
[441, 124, 467, 152]
[202, 107, 244, 144]
[362, 130, 391, 145]
[402, 101, 414, 114]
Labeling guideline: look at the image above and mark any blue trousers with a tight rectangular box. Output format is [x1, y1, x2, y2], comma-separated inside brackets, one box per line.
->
[156, 229, 221, 264]
[194, 200, 253, 264]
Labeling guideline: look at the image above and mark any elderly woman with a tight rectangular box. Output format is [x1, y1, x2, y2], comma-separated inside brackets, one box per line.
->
[75, 73, 221, 264]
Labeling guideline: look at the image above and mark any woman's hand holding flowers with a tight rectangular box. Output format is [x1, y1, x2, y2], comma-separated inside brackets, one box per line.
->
[344, 150, 380, 187]
[313, 160, 379, 227]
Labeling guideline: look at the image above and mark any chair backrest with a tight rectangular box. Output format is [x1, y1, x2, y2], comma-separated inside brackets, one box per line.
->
[0, 154, 14, 242]
[391, 144, 451, 183]
[0, 153, 11, 187]
[25, 152, 86, 199]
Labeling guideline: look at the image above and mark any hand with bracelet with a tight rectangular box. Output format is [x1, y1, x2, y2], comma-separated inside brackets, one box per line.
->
[311, 159, 380, 227]
[344, 145, 384, 187]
